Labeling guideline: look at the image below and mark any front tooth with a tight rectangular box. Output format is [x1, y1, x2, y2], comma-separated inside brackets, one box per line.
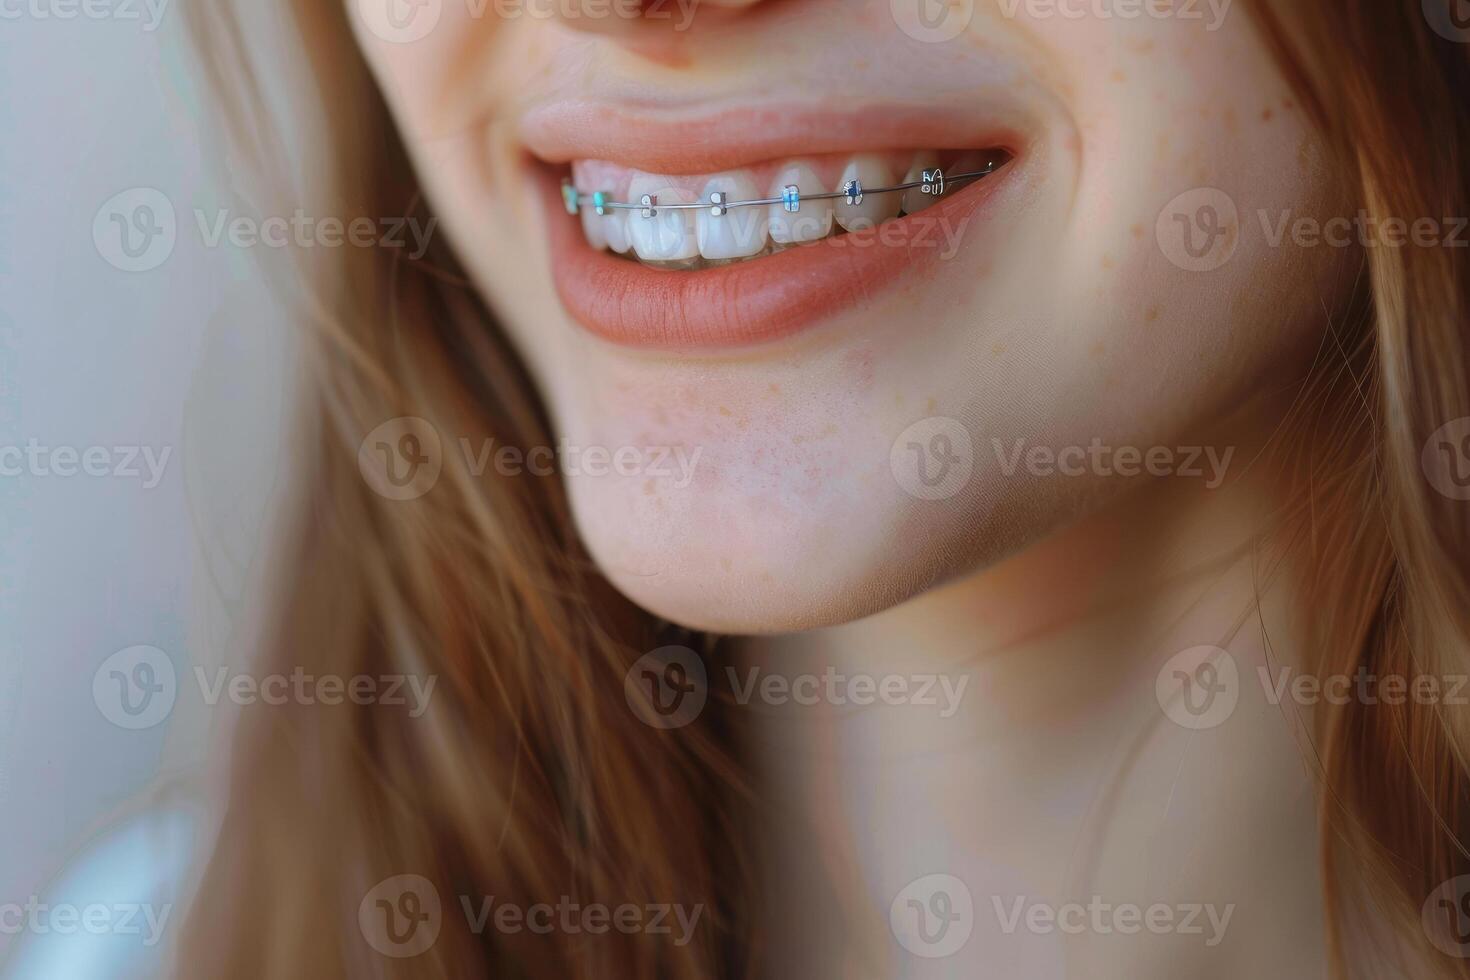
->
[580, 199, 610, 250]
[835, 156, 901, 232]
[603, 204, 632, 254]
[902, 155, 943, 215]
[697, 173, 768, 260]
[627, 178, 699, 262]
[767, 163, 834, 245]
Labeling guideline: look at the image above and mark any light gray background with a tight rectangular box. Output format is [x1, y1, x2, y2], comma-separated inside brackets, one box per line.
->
[0, 0, 295, 961]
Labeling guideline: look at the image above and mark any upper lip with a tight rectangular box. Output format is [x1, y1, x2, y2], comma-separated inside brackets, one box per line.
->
[519, 99, 1033, 174]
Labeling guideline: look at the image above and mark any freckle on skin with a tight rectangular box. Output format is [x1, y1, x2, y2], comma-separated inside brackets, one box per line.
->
[1146, 306, 1160, 322]
[1110, 70, 1127, 83]
[1101, 254, 1115, 270]
[643, 479, 656, 495]
[1223, 108, 1239, 133]
[926, 398, 938, 413]
[1262, 108, 1274, 122]
[718, 406, 732, 416]
[991, 342, 1007, 355]
[1131, 224, 1145, 238]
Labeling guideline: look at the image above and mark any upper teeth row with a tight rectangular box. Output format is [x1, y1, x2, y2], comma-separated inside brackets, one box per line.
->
[565, 154, 1002, 262]
[562, 166, 972, 217]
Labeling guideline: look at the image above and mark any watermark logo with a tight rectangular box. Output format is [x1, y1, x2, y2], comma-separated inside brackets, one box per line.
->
[93, 645, 177, 730]
[1155, 645, 1238, 730]
[1156, 188, 1238, 272]
[891, 0, 974, 42]
[890, 873, 974, 958]
[1424, 0, 1470, 43]
[356, 0, 443, 42]
[360, 875, 442, 958]
[891, 417, 975, 501]
[93, 188, 176, 273]
[1422, 417, 1470, 501]
[624, 645, 708, 730]
[1424, 875, 1470, 957]
[359, 417, 443, 501]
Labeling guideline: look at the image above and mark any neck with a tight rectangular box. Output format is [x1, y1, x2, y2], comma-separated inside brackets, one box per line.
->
[732, 435, 1323, 977]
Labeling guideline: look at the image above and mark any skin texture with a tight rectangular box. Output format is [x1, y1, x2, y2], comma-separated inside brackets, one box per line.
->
[347, 3, 1357, 974]
[350, 0, 1349, 635]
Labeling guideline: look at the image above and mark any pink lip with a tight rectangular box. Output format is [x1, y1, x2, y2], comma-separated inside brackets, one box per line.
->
[523, 100, 1032, 350]
[521, 101, 1028, 174]
[537, 155, 1018, 351]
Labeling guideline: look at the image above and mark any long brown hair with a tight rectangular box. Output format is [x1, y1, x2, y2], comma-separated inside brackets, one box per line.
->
[1252, 1, 1470, 975]
[180, 1, 1470, 977]
[182, 3, 753, 977]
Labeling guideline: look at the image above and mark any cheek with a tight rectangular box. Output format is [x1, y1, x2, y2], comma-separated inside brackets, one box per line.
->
[1025, 9, 1343, 410]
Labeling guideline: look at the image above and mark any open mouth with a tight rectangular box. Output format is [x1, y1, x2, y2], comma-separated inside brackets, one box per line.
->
[522, 102, 1030, 350]
[562, 149, 1011, 271]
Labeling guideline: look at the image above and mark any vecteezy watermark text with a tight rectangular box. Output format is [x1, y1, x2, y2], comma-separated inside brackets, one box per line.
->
[359, 417, 704, 501]
[0, 0, 169, 30]
[195, 209, 437, 259]
[992, 895, 1234, 946]
[0, 898, 171, 947]
[996, 0, 1231, 30]
[726, 666, 969, 718]
[1258, 209, 1470, 249]
[991, 437, 1234, 488]
[0, 440, 170, 488]
[194, 666, 437, 718]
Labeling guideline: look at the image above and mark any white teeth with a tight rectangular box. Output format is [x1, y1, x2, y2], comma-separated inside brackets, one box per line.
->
[767, 163, 834, 245]
[836, 156, 901, 232]
[603, 206, 632, 254]
[902, 155, 942, 215]
[627, 178, 699, 262]
[579, 201, 609, 250]
[697, 173, 768, 260]
[575, 149, 996, 264]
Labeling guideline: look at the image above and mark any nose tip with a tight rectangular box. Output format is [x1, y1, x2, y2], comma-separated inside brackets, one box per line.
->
[546, 0, 768, 38]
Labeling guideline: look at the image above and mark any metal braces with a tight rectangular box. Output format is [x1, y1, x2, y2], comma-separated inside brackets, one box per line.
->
[561, 158, 1002, 218]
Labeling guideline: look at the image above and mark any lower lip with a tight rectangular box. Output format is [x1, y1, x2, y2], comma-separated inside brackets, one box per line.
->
[537, 161, 1015, 351]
